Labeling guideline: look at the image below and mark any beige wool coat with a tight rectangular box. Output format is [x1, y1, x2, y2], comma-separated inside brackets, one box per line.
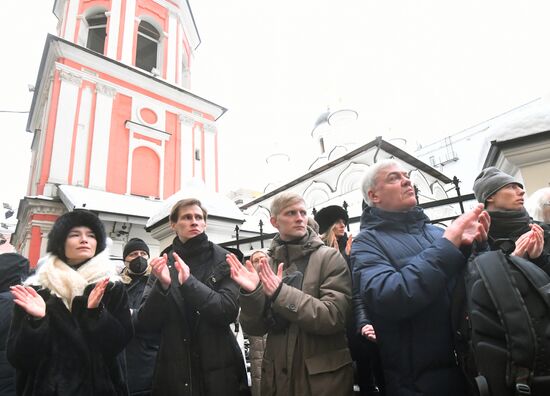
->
[240, 230, 354, 396]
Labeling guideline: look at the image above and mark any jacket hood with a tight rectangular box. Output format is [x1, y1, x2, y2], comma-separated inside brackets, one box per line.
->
[269, 227, 324, 265]
[359, 206, 431, 231]
[0, 253, 30, 292]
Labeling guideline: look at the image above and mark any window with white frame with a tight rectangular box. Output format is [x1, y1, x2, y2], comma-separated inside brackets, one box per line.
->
[85, 12, 107, 54]
[136, 20, 161, 73]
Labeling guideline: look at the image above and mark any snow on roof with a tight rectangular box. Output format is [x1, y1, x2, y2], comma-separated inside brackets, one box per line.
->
[487, 96, 550, 142]
[146, 179, 245, 228]
[58, 185, 161, 218]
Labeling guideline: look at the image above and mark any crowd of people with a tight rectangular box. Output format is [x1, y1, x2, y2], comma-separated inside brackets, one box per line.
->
[0, 164, 549, 396]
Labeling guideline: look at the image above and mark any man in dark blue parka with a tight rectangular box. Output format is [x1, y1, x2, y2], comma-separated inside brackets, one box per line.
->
[351, 159, 490, 396]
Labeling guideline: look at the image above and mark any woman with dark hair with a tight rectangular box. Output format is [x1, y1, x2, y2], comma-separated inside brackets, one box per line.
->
[7, 210, 133, 396]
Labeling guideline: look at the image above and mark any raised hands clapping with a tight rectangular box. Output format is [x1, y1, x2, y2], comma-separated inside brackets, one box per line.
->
[150, 252, 190, 290]
[10, 285, 46, 318]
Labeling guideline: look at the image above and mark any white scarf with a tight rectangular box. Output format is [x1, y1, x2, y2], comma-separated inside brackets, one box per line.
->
[25, 250, 120, 310]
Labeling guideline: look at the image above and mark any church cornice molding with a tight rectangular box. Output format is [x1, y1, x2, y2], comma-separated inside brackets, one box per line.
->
[59, 69, 82, 86]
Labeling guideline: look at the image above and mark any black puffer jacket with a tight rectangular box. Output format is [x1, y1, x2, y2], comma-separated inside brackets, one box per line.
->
[0, 254, 29, 396]
[136, 233, 249, 396]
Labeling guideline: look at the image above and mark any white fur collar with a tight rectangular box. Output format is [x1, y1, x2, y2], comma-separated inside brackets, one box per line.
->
[25, 250, 120, 310]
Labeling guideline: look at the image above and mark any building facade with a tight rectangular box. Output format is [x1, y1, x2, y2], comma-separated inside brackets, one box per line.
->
[13, 0, 229, 266]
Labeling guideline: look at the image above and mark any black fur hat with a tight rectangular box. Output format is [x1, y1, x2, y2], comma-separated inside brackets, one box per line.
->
[314, 205, 349, 235]
[47, 210, 107, 261]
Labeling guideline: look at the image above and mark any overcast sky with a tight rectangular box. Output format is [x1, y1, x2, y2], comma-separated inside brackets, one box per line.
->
[3, 0, 550, 225]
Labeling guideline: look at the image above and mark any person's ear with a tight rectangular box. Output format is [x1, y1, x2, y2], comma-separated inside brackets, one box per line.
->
[270, 216, 278, 229]
[368, 189, 380, 205]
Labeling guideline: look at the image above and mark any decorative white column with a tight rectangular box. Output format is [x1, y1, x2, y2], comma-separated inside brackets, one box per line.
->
[203, 123, 217, 191]
[89, 83, 116, 190]
[193, 124, 202, 180]
[106, 0, 122, 59]
[179, 114, 194, 185]
[121, 0, 137, 64]
[166, 11, 178, 83]
[49, 70, 81, 185]
[72, 86, 93, 186]
[63, 0, 80, 42]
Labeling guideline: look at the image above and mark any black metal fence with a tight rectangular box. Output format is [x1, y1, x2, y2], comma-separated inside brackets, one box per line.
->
[220, 177, 476, 251]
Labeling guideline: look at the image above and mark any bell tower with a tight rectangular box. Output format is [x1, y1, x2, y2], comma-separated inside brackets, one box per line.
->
[13, 0, 226, 265]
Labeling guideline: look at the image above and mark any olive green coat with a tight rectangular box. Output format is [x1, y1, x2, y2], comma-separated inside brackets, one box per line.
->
[240, 231, 354, 396]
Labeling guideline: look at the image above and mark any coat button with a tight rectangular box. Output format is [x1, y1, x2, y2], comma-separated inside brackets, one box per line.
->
[288, 303, 297, 312]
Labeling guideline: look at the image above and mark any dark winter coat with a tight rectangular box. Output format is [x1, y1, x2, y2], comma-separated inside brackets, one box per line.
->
[7, 280, 132, 396]
[351, 206, 467, 396]
[240, 230, 354, 396]
[124, 274, 158, 396]
[0, 253, 29, 396]
[0, 291, 15, 396]
[136, 233, 249, 396]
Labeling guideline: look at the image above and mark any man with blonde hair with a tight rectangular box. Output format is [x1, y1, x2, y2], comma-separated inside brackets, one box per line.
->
[227, 191, 354, 395]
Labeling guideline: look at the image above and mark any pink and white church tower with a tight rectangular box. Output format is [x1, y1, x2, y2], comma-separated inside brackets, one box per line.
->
[13, 0, 227, 266]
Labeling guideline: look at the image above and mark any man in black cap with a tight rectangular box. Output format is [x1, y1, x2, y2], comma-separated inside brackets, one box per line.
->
[473, 166, 549, 273]
[121, 238, 158, 396]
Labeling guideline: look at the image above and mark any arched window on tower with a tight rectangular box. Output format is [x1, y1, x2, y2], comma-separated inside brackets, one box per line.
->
[131, 147, 160, 198]
[136, 21, 161, 73]
[85, 12, 107, 54]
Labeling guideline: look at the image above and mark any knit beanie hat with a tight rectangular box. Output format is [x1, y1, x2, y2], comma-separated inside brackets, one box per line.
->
[473, 167, 523, 204]
[123, 238, 150, 260]
[47, 210, 107, 262]
[314, 205, 349, 235]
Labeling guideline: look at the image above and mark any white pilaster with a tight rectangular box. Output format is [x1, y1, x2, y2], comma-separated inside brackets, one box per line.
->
[63, 0, 80, 41]
[179, 114, 194, 184]
[89, 84, 116, 190]
[49, 71, 81, 185]
[203, 123, 217, 191]
[72, 86, 93, 186]
[121, 0, 137, 64]
[166, 11, 177, 83]
[106, 0, 122, 59]
[193, 124, 202, 179]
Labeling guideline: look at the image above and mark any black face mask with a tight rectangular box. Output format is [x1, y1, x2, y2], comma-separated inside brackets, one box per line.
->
[128, 256, 148, 274]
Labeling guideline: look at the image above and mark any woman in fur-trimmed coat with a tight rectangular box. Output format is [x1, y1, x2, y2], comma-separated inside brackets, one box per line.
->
[7, 210, 133, 396]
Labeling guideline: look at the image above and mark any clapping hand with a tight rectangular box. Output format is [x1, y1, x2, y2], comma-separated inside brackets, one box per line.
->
[88, 278, 109, 309]
[10, 285, 46, 318]
[172, 252, 190, 285]
[513, 224, 544, 259]
[150, 254, 171, 290]
[257, 259, 283, 298]
[444, 204, 490, 247]
[226, 253, 260, 292]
